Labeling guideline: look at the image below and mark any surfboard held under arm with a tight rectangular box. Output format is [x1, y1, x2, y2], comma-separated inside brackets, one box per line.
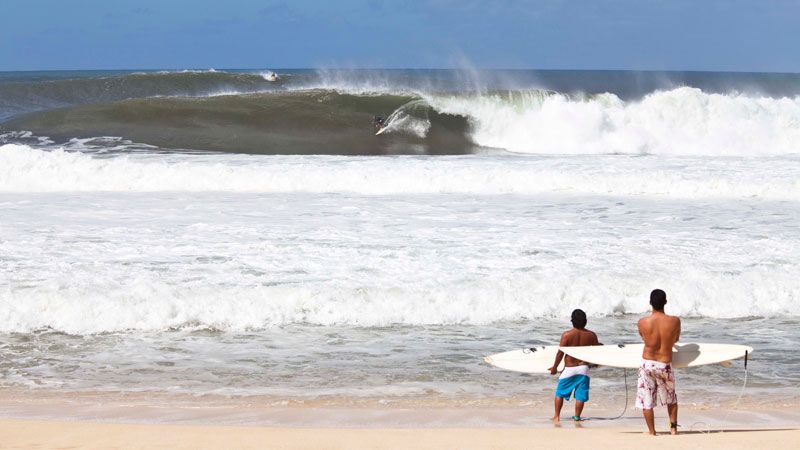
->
[559, 343, 753, 369]
[483, 346, 565, 373]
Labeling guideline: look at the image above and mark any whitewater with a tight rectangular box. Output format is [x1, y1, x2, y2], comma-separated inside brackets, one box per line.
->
[1, 69, 799, 404]
[2, 141, 799, 333]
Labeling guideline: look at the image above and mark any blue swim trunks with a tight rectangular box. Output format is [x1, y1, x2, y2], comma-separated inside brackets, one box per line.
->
[555, 365, 590, 402]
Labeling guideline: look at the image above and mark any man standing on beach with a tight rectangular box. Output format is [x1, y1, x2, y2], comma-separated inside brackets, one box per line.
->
[637, 289, 681, 435]
[548, 309, 600, 423]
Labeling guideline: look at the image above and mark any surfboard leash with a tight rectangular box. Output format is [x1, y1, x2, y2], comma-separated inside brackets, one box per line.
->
[582, 368, 629, 421]
[720, 352, 749, 429]
[690, 350, 750, 434]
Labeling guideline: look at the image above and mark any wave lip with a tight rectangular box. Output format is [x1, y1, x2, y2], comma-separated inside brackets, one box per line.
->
[1, 144, 799, 199]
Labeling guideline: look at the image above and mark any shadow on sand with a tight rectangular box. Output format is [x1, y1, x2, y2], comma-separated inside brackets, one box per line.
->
[620, 428, 797, 435]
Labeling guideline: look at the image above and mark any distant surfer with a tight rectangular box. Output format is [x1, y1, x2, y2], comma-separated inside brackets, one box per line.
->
[637, 289, 681, 435]
[548, 309, 601, 423]
[373, 116, 387, 134]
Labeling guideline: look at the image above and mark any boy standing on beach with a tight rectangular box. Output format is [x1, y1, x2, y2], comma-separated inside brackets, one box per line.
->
[548, 309, 600, 423]
[637, 289, 681, 435]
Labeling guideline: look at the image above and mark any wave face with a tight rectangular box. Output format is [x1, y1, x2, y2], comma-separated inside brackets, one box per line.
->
[3, 90, 473, 155]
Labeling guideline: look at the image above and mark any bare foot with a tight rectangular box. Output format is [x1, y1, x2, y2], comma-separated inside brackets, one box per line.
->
[670, 428, 678, 435]
[551, 416, 560, 424]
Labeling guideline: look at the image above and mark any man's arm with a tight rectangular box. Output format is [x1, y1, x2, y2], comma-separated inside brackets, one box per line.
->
[549, 333, 568, 375]
[675, 317, 681, 342]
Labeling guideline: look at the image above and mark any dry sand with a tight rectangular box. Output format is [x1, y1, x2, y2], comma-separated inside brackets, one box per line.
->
[0, 419, 797, 450]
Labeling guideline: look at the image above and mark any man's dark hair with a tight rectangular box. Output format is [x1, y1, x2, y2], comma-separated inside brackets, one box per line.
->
[571, 309, 587, 329]
[650, 289, 667, 311]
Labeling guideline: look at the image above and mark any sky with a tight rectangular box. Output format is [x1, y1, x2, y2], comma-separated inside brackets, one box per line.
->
[1, 0, 799, 72]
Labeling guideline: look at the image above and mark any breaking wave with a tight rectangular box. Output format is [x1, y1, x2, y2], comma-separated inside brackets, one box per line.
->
[0, 267, 796, 333]
[4, 86, 800, 156]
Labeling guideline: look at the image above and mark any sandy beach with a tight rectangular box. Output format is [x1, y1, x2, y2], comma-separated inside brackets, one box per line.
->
[0, 418, 797, 450]
[1, 389, 798, 449]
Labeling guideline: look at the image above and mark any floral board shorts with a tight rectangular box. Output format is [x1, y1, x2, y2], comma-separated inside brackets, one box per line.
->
[635, 359, 677, 409]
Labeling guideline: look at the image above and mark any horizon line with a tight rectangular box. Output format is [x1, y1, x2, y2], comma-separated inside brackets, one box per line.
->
[2, 67, 800, 75]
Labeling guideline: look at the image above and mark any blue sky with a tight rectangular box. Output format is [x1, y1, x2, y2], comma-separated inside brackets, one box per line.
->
[1, 0, 798, 71]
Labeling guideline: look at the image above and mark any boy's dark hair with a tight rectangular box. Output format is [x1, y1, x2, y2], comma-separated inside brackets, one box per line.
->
[650, 289, 667, 311]
[571, 309, 587, 329]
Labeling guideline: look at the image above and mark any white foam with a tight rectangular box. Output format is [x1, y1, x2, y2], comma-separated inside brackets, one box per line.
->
[1, 270, 795, 334]
[424, 88, 800, 156]
[1, 180, 798, 333]
[379, 99, 431, 137]
[259, 71, 279, 82]
[2, 144, 799, 199]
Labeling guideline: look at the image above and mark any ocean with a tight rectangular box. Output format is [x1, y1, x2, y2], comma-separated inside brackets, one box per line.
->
[0, 69, 798, 415]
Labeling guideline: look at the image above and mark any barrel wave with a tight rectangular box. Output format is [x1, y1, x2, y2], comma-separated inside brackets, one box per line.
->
[3, 88, 799, 156]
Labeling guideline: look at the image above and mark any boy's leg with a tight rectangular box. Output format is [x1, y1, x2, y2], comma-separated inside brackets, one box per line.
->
[552, 396, 564, 423]
[574, 400, 585, 419]
[572, 375, 589, 420]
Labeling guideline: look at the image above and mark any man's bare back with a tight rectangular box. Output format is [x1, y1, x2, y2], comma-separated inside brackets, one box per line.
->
[638, 312, 681, 363]
[560, 328, 600, 367]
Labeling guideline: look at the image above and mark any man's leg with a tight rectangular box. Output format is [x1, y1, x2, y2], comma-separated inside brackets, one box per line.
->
[552, 396, 564, 423]
[642, 408, 656, 435]
[665, 368, 678, 435]
[574, 400, 585, 419]
[668, 403, 678, 435]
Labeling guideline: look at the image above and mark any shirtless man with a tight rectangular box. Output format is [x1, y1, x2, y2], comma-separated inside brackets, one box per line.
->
[548, 309, 601, 423]
[637, 289, 681, 435]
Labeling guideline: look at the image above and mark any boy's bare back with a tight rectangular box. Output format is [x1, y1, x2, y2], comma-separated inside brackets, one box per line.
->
[560, 328, 600, 367]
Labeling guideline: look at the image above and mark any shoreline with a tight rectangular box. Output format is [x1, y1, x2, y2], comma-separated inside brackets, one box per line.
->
[2, 389, 799, 428]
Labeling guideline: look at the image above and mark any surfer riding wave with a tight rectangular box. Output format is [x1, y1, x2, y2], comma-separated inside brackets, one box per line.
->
[373, 116, 387, 134]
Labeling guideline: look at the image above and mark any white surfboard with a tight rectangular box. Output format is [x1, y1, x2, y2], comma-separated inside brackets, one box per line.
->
[560, 343, 753, 369]
[483, 346, 564, 374]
